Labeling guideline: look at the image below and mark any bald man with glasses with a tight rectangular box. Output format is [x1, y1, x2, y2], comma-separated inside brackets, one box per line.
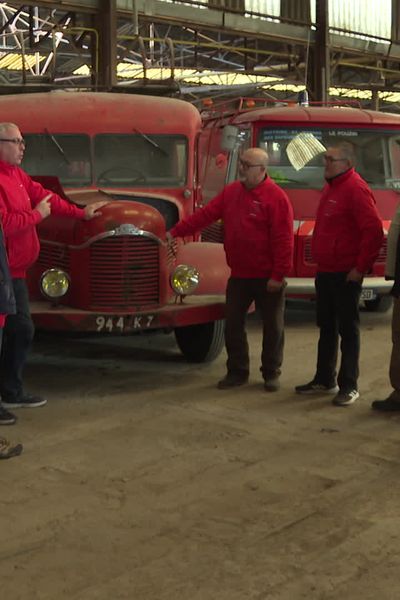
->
[296, 141, 383, 407]
[168, 147, 294, 391]
[0, 122, 108, 413]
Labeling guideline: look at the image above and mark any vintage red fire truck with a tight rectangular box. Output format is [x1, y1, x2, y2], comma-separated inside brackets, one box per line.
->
[0, 92, 231, 362]
[199, 98, 399, 311]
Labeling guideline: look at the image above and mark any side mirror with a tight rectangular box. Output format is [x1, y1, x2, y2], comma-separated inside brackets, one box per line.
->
[221, 125, 239, 151]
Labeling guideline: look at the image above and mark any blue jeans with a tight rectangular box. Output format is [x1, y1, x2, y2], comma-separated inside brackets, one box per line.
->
[0, 279, 34, 401]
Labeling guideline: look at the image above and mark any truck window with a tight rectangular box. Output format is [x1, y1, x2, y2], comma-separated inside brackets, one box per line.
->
[22, 134, 91, 188]
[258, 128, 400, 191]
[93, 134, 188, 188]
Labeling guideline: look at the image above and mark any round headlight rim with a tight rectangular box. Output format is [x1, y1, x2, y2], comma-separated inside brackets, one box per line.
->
[40, 268, 70, 300]
[170, 263, 200, 296]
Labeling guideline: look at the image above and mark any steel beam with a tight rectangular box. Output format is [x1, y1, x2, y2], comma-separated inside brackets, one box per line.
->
[95, 0, 117, 89]
[309, 0, 329, 101]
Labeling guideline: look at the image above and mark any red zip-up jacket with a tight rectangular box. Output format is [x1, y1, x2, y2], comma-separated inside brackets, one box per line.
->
[170, 178, 294, 281]
[312, 168, 383, 273]
[0, 161, 85, 278]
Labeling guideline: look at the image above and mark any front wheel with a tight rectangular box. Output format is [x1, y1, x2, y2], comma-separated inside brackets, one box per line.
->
[364, 295, 393, 312]
[174, 320, 225, 363]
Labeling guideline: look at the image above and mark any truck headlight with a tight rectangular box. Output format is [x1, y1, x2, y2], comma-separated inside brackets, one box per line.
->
[170, 264, 200, 295]
[40, 268, 70, 299]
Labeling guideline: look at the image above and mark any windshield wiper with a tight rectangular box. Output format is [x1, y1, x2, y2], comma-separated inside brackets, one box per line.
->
[132, 127, 168, 156]
[44, 128, 70, 164]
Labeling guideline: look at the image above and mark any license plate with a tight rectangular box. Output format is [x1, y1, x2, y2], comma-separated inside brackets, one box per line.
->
[95, 314, 156, 333]
[361, 289, 375, 301]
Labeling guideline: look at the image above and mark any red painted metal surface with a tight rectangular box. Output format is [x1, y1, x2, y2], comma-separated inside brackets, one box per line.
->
[7, 91, 230, 333]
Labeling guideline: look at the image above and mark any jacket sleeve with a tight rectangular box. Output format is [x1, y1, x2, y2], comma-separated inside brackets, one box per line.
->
[351, 186, 384, 273]
[22, 171, 86, 219]
[269, 189, 294, 282]
[0, 186, 42, 236]
[169, 190, 225, 238]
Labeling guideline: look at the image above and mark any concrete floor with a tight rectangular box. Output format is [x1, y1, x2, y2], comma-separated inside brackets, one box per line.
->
[1, 302, 399, 600]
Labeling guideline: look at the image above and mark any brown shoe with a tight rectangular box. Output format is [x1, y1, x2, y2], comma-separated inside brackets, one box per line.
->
[371, 397, 400, 411]
[0, 437, 23, 459]
[217, 374, 248, 389]
[264, 377, 280, 392]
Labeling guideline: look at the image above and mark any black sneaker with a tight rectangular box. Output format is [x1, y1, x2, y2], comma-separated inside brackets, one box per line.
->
[0, 437, 23, 459]
[332, 390, 360, 407]
[371, 397, 400, 412]
[3, 394, 47, 409]
[295, 381, 339, 395]
[264, 377, 280, 392]
[0, 405, 17, 425]
[217, 374, 248, 389]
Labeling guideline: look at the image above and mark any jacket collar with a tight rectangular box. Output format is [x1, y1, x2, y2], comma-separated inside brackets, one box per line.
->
[326, 167, 354, 186]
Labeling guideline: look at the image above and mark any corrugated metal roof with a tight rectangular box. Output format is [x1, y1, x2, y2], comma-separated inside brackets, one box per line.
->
[161, 1, 392, 39]
[326, 0, 391, 39]
[245, 0, 280, 17]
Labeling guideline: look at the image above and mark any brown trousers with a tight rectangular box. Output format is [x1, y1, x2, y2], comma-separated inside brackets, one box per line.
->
[225, 277, 285, 380]
[389, 297, 400, 399]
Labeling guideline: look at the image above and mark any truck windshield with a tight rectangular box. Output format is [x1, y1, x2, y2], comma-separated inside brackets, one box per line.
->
[22, 133, 188, 189]
[258, 127, 400, 190]
[22, 134, 91, 188]
[93, 134, 188, 187]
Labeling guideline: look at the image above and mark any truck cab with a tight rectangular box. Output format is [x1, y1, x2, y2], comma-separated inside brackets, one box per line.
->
[199, 99, 399, 311]
[0, 92, 230, 361]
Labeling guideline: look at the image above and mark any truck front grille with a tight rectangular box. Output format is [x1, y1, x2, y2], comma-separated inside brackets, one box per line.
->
[37, 242, 70, 271]
[202, 222, 224, 243]
[89, 236, 159, 309]
[376, 237, 387, 263]
[303, 237, 315, 264]
[304, 236, 387, 265]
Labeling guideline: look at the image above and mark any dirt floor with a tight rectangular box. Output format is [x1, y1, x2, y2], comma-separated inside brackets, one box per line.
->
[1, 301, 400, 600]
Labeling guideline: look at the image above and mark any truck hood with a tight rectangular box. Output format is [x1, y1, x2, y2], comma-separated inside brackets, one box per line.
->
[38, 189, 167, 246]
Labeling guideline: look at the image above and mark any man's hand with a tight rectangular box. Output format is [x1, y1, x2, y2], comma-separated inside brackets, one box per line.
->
[267, 278, 285, 293]
[346, 268, 363, 284]
[84, 201, 109, 220]
[36, 194, 52, 219]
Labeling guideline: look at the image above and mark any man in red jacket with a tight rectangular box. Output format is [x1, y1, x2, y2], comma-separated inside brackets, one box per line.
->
[296, 141, 383, 406]
[168, 147, 294, 391]
[0, 122, 107, 410]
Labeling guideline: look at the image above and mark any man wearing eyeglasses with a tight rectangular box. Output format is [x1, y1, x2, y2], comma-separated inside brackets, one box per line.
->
[296, 141, 383, 406]
[167, 147, 294, 391]
[0, 122, 107, 413]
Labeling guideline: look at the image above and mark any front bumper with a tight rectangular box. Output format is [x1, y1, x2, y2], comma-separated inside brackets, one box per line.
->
[29, 295, 226, 333]
[286, 276, 392, 296]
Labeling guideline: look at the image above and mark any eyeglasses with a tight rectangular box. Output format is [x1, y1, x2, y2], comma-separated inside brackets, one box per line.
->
[0, 138, 25, 146]
[239, 160, 264, 169]
[323, 155, 347, 163]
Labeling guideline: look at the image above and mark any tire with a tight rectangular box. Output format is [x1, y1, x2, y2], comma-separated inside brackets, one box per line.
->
[174, 319, 225, 362]
[364, 295, 393, 313]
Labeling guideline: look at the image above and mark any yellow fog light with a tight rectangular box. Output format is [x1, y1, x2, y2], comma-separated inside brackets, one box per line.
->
[40, 268, 70, 299]
[170, 264, 200, 295]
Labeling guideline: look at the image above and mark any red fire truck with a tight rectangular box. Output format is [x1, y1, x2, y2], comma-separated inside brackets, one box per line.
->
[199, 98, 398, 311]
[0, 92, 230, 362]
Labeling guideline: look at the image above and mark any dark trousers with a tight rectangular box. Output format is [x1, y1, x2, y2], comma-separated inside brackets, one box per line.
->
[225, 277, 285, 379]
[389, 297, 400, 400]
[0, 279, 34, 401]
[314, 272, 361, 392]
